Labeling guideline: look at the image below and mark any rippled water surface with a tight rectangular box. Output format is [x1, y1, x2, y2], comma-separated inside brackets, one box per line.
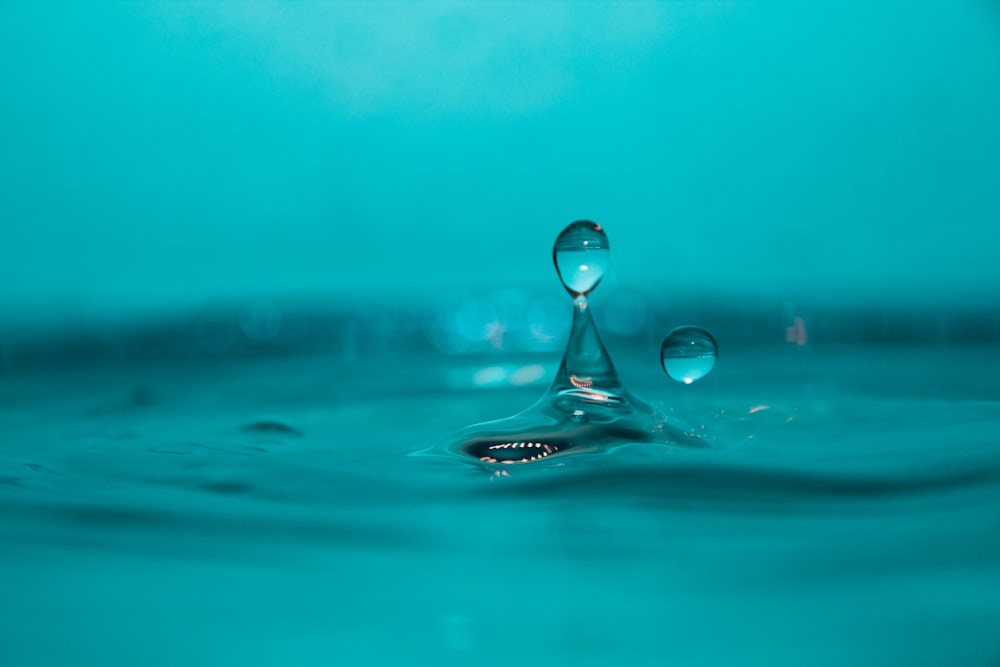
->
[2, 343, 999, 666]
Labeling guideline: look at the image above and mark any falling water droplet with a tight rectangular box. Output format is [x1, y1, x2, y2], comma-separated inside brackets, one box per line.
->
[553, 220, 610, 298]
[661, 326, 718, 384]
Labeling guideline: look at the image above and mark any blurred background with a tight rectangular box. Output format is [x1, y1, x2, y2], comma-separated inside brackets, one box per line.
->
[2, 1, 999, 358]
[4, 7, 1000, 666]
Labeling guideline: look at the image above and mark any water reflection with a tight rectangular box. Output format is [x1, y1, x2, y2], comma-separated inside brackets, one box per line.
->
[429, 290, 568, 354]
[448, 363, 554, 390]
[786, 315, 808, 346]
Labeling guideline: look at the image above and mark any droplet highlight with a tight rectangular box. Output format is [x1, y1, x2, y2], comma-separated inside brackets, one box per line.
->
[661, 326, 718, 384]
[553, 220, 609, 297]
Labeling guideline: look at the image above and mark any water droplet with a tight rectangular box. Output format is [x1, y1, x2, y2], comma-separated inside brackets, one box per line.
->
[553, 220, 609, 297]
[661, 327, 718, 384]
[435, 219, 709, 467]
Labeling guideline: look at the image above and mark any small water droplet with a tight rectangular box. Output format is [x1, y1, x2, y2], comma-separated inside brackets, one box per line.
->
[661, 326, 718, 384]
[553, 220, 610, 297]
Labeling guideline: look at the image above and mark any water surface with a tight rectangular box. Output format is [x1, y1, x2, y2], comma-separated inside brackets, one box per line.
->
[1, 342, 999, 665]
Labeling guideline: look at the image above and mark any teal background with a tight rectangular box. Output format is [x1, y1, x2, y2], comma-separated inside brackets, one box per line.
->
[2, 6, 1000, 665]
[2, 2, 999, 325]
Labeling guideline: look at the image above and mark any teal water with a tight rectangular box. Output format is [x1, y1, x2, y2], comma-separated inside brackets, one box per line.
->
[2, 336, 998, 665]
[2, 2, 1000, 663]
